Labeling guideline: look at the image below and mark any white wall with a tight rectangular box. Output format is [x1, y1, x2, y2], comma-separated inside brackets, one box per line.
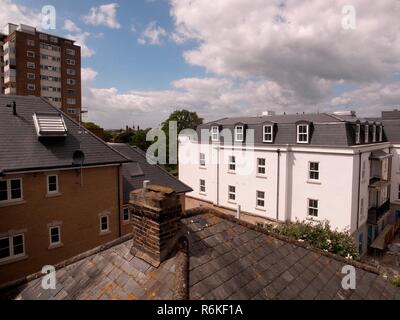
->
[179, 137, 392, 239]
[391, 146, 400, 204]
[288, 151, 355, 232]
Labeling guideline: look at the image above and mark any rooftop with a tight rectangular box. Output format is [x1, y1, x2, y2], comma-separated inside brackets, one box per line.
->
[0, 95, 130, 173]
[2, 211, 399, 300]
[109, 143, 192, 203]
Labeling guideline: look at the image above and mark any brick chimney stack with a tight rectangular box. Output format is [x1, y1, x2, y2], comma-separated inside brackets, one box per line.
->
[129, 185, 182, 267]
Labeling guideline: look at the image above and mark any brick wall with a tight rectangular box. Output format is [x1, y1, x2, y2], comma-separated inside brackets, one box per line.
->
[0, 165, 122, 285]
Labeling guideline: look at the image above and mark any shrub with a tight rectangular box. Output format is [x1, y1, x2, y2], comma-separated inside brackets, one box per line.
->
[259, 220, 359, 259]
[391, 276, 400, 288]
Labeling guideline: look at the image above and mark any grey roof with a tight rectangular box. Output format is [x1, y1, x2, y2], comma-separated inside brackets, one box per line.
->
[3, 212, 399, 300]
[204, 113, 340, 125]
[0, 95, 130, 173]
[108, 143, 192, 203]
[198, 112, 389, 147]
[366, 109, 400, 143]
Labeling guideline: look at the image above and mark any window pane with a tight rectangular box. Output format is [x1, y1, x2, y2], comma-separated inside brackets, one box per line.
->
[0, 181, 7, 201]
[13, 235, 24, 255]
[0, 238, 10, 259]
[11, 189, 21, 199]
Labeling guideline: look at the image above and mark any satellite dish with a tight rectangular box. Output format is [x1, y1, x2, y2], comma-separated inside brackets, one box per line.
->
[72, 150, 85, 166]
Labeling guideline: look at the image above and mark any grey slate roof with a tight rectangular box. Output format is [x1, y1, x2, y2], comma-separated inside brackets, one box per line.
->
[0, 95, 130, 173]
[366, 110, 400, 143]
[108, 143, 192, 203]
[198, 112, 388, 147]
[3, 212, 399, 300]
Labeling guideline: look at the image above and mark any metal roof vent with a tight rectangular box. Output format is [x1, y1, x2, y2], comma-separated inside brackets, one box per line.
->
[33, 112, 68, 138]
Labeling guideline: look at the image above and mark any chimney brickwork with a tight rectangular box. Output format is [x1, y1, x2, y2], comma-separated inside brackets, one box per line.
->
[129, 185, 182, 267]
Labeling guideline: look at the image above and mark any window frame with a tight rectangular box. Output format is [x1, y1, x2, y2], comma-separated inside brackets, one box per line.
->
[297, 124, 309, 144]
[211, 126, 219, 142]
[0, 178, 23, 203]
[0, 234, 25, 262]
[199, 153, 206, 167]
[27, 73, 35, 80]
[372, 125, 377, 143]
[263, 125, 274, 143]
[308, 162, 320, 181]
[355, 124, 361, 144]
[47, 174, 59, 194]
[200, 179, 206, 194]
[308, 199, 319, 217]
[365, 125, 369, 143]
[49, 226, 61, 246]
[235, 125, 244, 142]
[256, 190, 265, 208]
[228, 185, 236, 202]
[257, 158, 266, 176]
[27, 39, 35, 46]
[67, 98, 76, 105]
[27, 83, 35, 91]
[66, 48, 76, 56]
[99, 215, 110, 233]
[123, 207, 130, 222]
[228, 155, 236, 172]
[26, 50, 35, 58]
[27, 61, 35, 69]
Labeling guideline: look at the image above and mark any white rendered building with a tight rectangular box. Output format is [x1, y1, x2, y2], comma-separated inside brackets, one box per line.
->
[179, 110, 400, 255]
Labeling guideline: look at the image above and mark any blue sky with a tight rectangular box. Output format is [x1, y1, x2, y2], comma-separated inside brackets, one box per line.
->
[15, 0, 204, 91]
[2, 0, 400, 128]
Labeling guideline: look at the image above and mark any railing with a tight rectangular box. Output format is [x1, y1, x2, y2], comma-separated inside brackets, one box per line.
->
[367, 200, 390, 225]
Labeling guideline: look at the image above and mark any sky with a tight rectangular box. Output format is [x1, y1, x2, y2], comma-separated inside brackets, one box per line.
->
[1, 0, 400, 129]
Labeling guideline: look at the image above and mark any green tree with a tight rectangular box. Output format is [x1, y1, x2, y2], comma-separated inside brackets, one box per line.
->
[83, 122, 101, 130]
[161, 110, 203, 174]
[161, 109, 203, 134]
[129, 128, 152, 151]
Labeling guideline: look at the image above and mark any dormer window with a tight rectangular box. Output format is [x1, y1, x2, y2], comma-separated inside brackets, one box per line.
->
[263, 125, 273, 142]
[379, 125, 383, 142]
[211, 126, 219, 142]
[297, 124, 309, 144]
[355, 124, 361, 144]
[372, 125, 377, 143]
[235, 125, 244, 142]
[365, 125, 369, 143]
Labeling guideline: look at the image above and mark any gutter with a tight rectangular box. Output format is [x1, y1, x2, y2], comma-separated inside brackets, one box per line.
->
[117, 164, 122, 238]
[356, 151, 362, 230]
[2, 161, 131, 175]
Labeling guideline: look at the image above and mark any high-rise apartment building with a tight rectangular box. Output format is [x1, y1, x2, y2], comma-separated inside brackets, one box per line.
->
[1, 23, 81, 120]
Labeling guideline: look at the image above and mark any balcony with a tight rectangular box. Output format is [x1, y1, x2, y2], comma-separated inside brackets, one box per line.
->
[369, 150, 392, 182]
[368, 199, 390, 225]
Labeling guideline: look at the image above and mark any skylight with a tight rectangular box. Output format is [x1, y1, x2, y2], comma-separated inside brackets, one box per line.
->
[33, 113, 68, 137]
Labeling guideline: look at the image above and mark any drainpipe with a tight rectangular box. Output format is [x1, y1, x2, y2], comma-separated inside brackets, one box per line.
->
[356, 151, 362, 230]
[117, 165, 122, 238]
[276, 149, 281, 221]
[216, 145, 220, 207]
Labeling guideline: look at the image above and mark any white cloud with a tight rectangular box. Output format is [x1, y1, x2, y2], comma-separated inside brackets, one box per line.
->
[0, 0, 41, 29]
[63, 19, 81, 33]
[331, 82, 400, 116]
[81, 67, 98, 84]
[138, 21, 168, 45]
[65, 31, 95, 58]
[170, 0, 400, 104]
[82, 3, 121, 29]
